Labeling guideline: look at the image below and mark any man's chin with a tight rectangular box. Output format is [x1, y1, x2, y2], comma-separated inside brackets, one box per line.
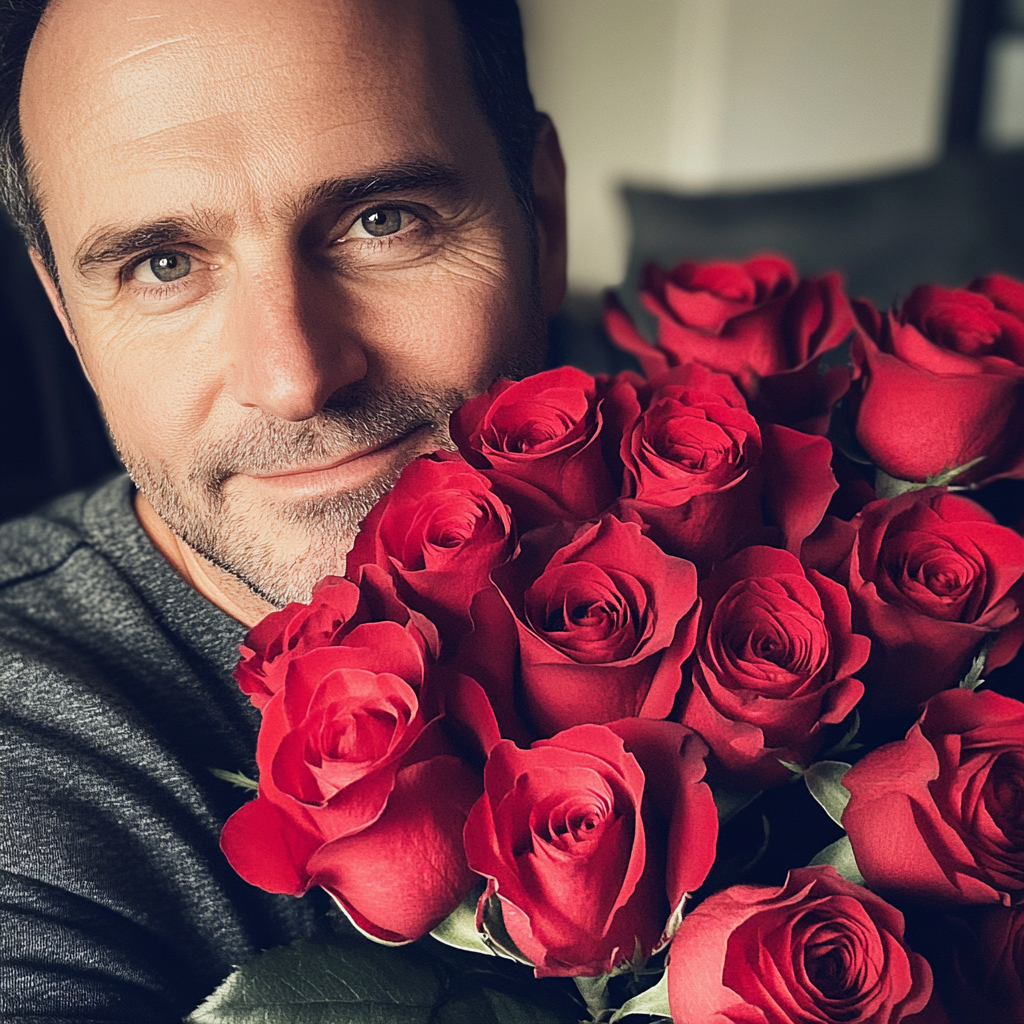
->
[196, 519, 360, 608]
[118, 379, 463, 607]
[165, 483, 391, 608]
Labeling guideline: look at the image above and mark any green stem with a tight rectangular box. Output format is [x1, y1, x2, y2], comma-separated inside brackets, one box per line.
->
[574, 974, 610, 1021]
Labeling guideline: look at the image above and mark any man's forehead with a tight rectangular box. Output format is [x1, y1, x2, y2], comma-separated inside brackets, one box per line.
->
[20, 0, 480, 237]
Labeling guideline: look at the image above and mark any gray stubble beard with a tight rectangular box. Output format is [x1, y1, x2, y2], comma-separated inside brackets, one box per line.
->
[117, 381, 467, 607]
[113, 292, 546, 608]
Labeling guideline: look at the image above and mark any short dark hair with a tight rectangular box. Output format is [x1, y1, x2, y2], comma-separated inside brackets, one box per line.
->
[0, 0, 540, 285]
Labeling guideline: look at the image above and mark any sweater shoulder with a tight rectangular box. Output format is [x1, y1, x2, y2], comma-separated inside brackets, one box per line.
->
[0, 489, 90, 589]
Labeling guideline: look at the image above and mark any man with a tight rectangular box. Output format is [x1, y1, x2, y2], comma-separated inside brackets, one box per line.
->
[0, 0, 567, 1018]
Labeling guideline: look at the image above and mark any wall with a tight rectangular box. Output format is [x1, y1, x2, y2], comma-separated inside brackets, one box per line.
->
[519, 0, 958, 292]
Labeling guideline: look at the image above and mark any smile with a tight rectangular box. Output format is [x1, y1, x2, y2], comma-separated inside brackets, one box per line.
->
[233, 424, 434, 499]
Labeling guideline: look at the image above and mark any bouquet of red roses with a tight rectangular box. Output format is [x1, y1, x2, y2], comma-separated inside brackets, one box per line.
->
[195, 255, 1024, 1024]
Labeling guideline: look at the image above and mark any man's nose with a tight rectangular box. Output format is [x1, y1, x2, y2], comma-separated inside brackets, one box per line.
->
[227, 267, 367, 422]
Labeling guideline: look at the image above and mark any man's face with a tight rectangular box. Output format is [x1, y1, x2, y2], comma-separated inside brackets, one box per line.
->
[20, 0, 560, 605]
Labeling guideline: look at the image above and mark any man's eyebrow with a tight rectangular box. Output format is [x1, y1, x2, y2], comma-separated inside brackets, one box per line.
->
[75, 218, 215, 276]
[74, 162, 469, 276]
[295, 161, 469, 213]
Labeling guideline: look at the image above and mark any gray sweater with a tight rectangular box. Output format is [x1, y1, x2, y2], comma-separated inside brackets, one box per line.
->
[0, 475, 329, 1022]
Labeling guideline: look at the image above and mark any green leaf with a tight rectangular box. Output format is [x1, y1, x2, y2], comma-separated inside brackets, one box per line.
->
[809, 835, 865, 886]
[778, 760, 804, 776]
[209, 767, 258, 791]
[803, 761, 853, 827]
[481, 988, 574, 1024]
[608, 970, 671, 1022]
[433, 985, 572, 1024]
[960, 637, 995, 690]
[430, 884, 494, 958]
[186, 937, 445, 1024]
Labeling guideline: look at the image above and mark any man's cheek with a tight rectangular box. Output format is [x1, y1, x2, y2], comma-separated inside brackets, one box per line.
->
[346, 276, 518, 384]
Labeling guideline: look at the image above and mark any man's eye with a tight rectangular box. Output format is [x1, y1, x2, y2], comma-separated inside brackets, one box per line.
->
[348, 207, 407, 239]
[133, 253, 192, 284]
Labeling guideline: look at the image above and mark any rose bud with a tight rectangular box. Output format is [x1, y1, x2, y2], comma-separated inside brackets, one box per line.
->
[612, 364, 837, 573]
[449, 366, 625, 529]
[492, 513, 700, 736]
[668, 866, 932, 1024]
[852, 281, 1024, 486]
[678, 545, 868, 787]
[345, 454, 515, 642]
[843, 688, 1024, 908]
[821, 488, 1024, 713]
[221, 620, 480, 943]
[603, 254, 854, 434]
[464, 720, 718, 978]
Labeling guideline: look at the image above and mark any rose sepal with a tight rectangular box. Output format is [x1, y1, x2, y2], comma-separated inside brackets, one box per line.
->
[428, 880, 495, 957]
[607, 970, 671, 1023]
[474, 885, 534, 966]
[801, 760, 853, 827]
[809, 835, 865, 886]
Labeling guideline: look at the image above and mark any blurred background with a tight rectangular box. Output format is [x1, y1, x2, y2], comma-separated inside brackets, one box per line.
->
[4, 0, 1024, 520]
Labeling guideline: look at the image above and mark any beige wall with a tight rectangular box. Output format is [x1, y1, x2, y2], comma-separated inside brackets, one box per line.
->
[520, 0, 958, 292]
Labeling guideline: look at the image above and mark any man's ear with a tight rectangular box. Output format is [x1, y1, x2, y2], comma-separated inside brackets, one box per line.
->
[27, 248, 95, 386]
[531, 114, 567, 318]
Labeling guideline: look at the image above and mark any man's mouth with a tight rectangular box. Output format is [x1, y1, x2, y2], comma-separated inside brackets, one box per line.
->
[231, 423, 436, 498]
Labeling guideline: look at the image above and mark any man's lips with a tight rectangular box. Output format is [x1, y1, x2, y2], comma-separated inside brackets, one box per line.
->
[231, 424, 433, 497]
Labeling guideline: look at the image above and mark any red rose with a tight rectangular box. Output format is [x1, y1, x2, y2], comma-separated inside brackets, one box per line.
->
[824, 488, 1024, 712]
[234, 569, 440, 710]
[973, 271, 1024, 321]
[603, 255, 854, 434]
[930, 905, 1024, 1023]
[221, 619, 480, 943]
[612, 364, 837, 573]
[668, 866, 933, 1024]
[678, 545, 868, 787]
[852, 282, 1024, 485]
[492, 513, 700, 735]
[234, 577, 359, 710]
[616, 364, 761, 507]
[464, 720, 718, 977]
[305, 754, 482, 944]
[345, 454, 515, 641]
[449, 366, 623, 528]
[644, 255, 798, 337]
[843, 688, 1024, 908]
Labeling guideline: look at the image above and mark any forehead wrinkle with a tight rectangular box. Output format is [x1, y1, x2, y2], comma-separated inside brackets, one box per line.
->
[96, 109, 249, 153]
[69, 69, 387, 168]
[99, 29, 375, 94]
[57, 38, 366, 153]
[100, 35, 193, 71]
